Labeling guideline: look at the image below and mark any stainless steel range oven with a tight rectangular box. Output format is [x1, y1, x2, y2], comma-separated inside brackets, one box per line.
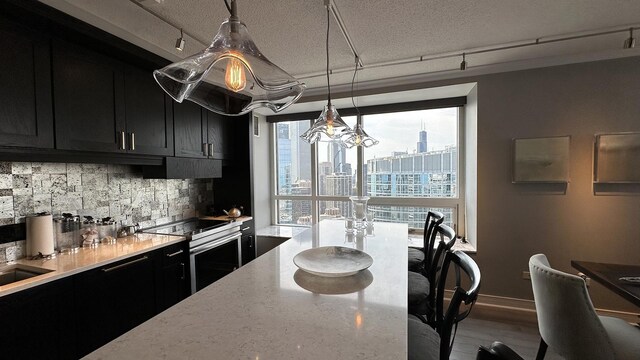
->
[141, 218, 242, 294]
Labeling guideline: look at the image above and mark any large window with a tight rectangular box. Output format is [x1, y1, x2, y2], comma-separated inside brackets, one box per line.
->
[271, 102, 464, 234]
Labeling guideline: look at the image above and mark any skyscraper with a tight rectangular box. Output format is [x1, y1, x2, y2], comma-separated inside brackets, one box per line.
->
[417, 129, 428, 153]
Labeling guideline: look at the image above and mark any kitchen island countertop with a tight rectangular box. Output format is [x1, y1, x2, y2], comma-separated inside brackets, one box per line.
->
[87, 220, 408, 359]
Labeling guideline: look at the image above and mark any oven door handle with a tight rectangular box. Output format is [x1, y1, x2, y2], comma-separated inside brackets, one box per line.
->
[190, 233, 241, 256]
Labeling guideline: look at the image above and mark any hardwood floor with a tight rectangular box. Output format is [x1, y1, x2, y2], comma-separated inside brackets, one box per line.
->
[450, 316, 563, 360]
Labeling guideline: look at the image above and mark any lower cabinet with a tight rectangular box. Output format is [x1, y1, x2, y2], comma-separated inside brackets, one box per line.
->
[0, 241, 192, 359]
[0, 277, 75, 360]
[75, 253, 157, 357]
[156, 242, 190, 312]
[241, 219, 256, 265]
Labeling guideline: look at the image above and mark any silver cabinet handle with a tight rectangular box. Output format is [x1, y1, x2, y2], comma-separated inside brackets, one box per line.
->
[203, 143, 209, 157]
[129, 132, 136, 151]
[241, 227, 250, 231]
[166, 249, 184, 258]
[208, 143, 214, 157]
[180, 262, 185, 280]
[120, 131, 126, 150]
[102, 255, 148, 273]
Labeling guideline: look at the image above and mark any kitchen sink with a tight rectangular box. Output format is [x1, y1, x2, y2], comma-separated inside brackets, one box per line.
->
[0, 264, 53, 286]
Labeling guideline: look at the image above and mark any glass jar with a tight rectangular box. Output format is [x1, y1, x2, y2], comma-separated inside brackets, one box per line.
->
[97, 217, 117, 244]
[81, 216, 99, 247]
[53, 213, 81, 253]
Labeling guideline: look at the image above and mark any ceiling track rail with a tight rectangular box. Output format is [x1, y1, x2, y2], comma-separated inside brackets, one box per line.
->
[128, 0, 210, 46]
[326, 0, 363, 67]
[297, 24, 640, 80]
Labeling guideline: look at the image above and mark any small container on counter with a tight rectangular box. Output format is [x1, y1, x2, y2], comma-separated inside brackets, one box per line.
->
[53, 213, 81, 253]
[81, 216, 99, 247]
[98, 217, 117, 244]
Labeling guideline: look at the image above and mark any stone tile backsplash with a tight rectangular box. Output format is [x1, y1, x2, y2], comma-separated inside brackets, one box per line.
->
[0, 162, 214, 261]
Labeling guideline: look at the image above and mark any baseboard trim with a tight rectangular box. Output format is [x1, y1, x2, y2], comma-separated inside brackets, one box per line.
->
[453, 292, 640, 325]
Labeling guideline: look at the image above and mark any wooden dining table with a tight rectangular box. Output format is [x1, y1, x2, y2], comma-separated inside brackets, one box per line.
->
[571, 260, 640, 308]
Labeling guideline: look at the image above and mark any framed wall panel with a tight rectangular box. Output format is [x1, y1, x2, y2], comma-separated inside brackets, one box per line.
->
[512, 136, 570, 183]
[594, 132, 640, 183]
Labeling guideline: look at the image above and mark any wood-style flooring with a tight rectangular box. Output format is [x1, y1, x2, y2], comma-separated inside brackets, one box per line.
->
[450, 316, 563, 360]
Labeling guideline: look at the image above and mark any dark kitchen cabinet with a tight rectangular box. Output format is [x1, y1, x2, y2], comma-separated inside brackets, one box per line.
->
[0, 277, 75, 360]
[241, 219, 256, 265]
[0, 14, 53, 149]
[206, 110, 233, 160]
[53, 39, 173, 156]
[174, 100, 207, 158]
[156, 242, 189, 312]
[52, 38, 126, 153]
[124, 65, 174, 156]
[75, 254, 157, 357]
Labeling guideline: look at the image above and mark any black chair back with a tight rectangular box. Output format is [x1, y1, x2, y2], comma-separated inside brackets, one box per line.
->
[435, 249, 481, 359]
[422, 210, 445, 274]
[424, 222, 456, 324]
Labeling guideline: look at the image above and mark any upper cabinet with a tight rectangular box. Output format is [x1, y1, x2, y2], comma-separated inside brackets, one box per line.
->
[206, 110, 233, 161]
[124, 65, 174, 156]
[53, 39, 173, 156]
[174, 100, 206, 158]
[0, 15, 53, 149]
[52, 39, 126, 153]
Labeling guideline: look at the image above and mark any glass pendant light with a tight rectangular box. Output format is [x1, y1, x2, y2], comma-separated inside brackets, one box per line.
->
[344, 58, 378, 149]
[300, 5, 353, 144]
[153, 0, 305, 116]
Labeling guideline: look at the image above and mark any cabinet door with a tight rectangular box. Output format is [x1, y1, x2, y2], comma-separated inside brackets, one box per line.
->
[52, 39, 126, 153]
[174, 100, 206, 158]
[0, 277, 75, 359]
[0, 17, 53, 148]
[124, 65, 174, 156]
[206, 110, 233, 160]
[241, 219, 255, 265]
[157, 243, 189, 312]
[75, 254, 156, 357]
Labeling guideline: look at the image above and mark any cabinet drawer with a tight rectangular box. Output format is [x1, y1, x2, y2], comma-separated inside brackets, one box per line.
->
[161, 242, 188, 266]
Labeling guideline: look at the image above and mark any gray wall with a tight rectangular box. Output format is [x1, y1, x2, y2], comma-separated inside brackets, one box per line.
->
[251, 115, 272, 230]
[461, 56, 640, 312]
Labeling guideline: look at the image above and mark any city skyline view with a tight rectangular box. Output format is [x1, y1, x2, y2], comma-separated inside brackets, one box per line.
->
[275, 107, 459, 229]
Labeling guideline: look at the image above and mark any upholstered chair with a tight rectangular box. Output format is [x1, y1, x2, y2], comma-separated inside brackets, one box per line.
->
[529, 254, 640, 360]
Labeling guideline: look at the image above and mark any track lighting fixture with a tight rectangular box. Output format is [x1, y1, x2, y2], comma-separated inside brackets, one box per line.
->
[460, 53, 467, 71]
[175, 28, 185, 51]
[624, 28, 636, 49]
[154, 0, 305, 116]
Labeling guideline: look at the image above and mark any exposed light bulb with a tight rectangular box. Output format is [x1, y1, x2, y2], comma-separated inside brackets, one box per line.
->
[225, 57, 246, 92]
[355, 135, 362, 145]
[326, 123, 334, 136]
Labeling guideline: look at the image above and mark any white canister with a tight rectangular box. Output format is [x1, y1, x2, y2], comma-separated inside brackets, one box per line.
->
[26, 213, 55, 256]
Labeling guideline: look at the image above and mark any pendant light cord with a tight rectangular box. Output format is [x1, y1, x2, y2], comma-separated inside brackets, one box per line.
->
[351, 58, 360, 118]
[326, 6, 332, 105]
[223, 0, 232, 15]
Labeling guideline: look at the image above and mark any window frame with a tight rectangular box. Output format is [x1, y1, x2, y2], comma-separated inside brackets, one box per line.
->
[268, 98, 466, 236]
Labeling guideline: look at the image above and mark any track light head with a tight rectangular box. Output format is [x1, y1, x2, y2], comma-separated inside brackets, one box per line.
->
[624, 28, 635, 49]
[175, 29, 185, 51]
[460, 53, 467, 71]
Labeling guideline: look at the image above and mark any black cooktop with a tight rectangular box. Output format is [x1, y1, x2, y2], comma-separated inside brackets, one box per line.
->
[140, 218, 229, 238]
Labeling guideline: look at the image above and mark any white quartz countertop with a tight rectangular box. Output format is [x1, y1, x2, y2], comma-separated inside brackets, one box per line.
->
[87, 220, 409, 359]
[0, 233, 186, 298]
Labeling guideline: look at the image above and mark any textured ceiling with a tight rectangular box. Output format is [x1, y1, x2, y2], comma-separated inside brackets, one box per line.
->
[42, 0, 640, 94]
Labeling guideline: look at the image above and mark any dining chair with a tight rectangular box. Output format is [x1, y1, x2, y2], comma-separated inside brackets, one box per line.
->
[529, 254, 640, 360]
[408, 249, 481, 360]
[408, 223, 456, 325]
[408, 211, 445, 273]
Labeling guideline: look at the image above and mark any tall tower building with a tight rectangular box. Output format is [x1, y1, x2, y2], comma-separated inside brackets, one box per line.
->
[417, 129, 428, 153]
